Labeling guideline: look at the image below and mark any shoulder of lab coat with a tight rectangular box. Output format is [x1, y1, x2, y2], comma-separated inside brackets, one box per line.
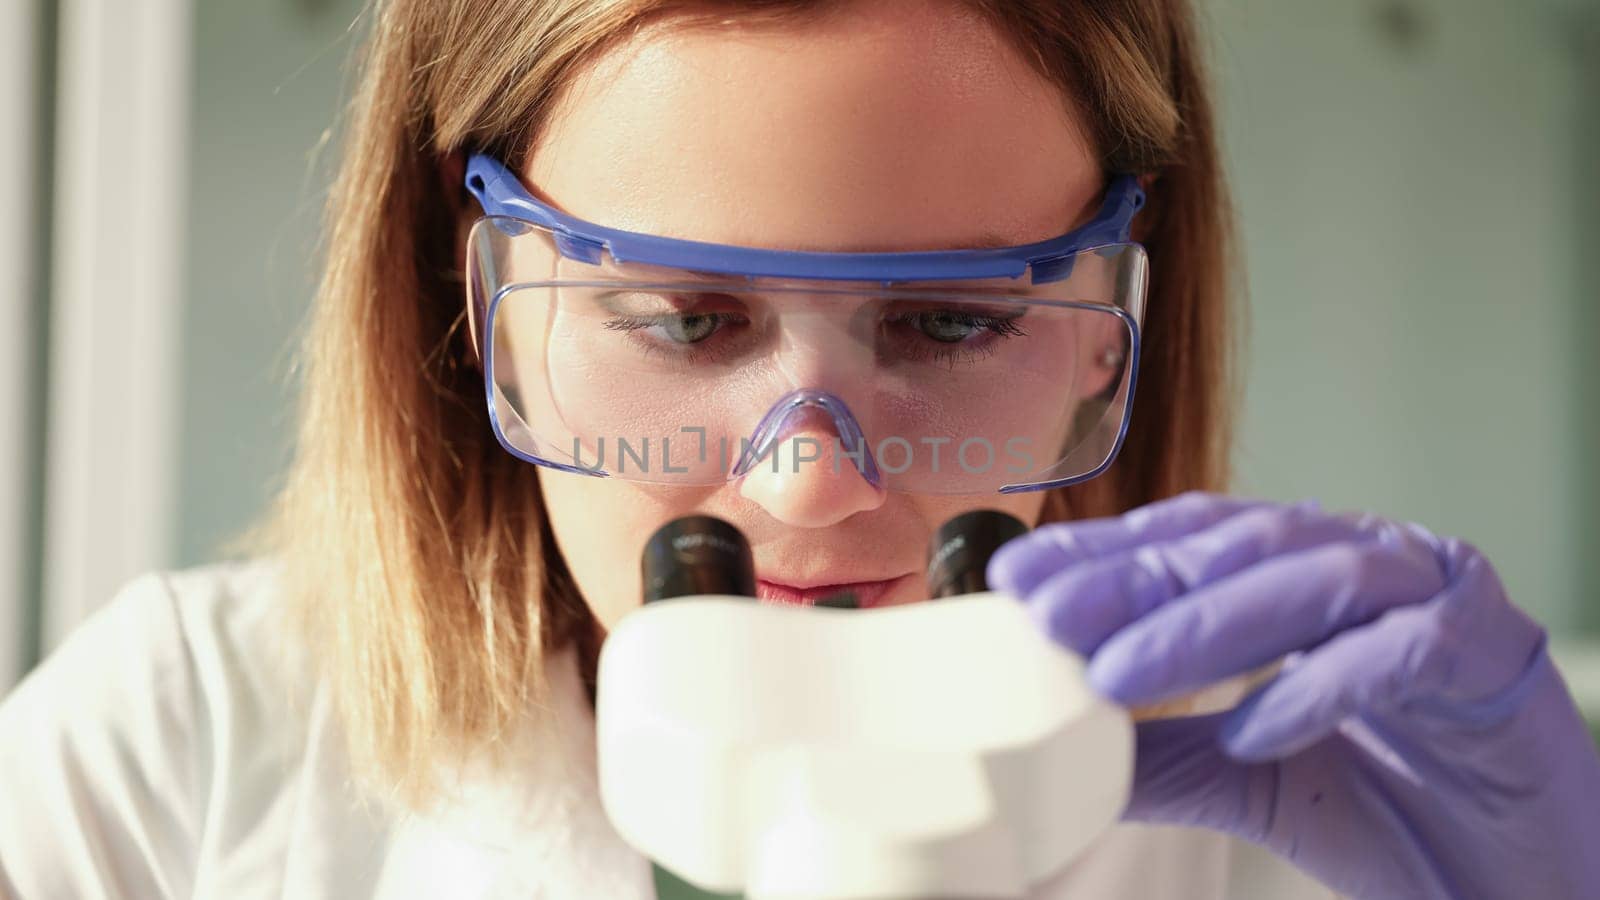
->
[0, 560, 1255, 900]
[0, 559, 657, 900]
[0, 561, 304, 898]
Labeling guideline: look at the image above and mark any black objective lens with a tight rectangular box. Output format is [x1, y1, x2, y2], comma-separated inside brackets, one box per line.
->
[814, 591, 859, 609]
[641, 515, 757, 603]
[925, 509, 1029, 599]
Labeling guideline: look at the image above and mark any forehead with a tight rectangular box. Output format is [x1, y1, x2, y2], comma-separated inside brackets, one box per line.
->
[525, 0, 1103, 253]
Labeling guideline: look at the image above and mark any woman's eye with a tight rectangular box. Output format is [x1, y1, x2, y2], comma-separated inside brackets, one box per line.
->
[658, 312, 723, 343]
[878, 306, 1029, 367]
[605, 312, 734, 344]
[913, 311, 983, 343]
[595, 290, 750, 350]
[889, 309, 1027, 343]
[630, 310, 726, 341]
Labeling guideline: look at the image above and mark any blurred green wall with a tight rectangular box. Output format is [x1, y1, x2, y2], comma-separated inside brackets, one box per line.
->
[1210, 0, 1597, 632]
[177, 0, 362, 566]
[1576, 11, 1600, 634]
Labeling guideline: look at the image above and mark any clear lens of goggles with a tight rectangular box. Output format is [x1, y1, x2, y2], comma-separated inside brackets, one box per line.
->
[467, 216, 1147, 495]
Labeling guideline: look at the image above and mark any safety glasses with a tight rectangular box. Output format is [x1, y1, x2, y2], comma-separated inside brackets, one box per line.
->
[464, 153, 1148, 495]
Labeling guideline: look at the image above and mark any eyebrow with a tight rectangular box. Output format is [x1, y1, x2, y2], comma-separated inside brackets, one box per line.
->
[521, 178, 1078, 253]
[821, 205, 1100, 254]
[913, 232, 1031, 252]
[951, 231, 1039, 251]
[791, 230, 1047, 254]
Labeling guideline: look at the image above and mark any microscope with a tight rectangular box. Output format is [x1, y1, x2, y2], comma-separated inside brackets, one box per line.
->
[595, 511, 1134, 899]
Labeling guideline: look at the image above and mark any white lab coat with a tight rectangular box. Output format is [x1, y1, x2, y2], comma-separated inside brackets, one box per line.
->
[0, 560, 1245, 898]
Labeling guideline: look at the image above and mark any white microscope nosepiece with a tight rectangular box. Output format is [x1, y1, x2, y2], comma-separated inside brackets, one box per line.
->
[596, 592, 1133, 899]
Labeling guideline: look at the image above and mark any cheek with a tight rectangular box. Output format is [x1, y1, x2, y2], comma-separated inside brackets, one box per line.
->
[879, 491, 1050, 606]
[539, 473, 716, 631]
[916, 491, 1049, 539]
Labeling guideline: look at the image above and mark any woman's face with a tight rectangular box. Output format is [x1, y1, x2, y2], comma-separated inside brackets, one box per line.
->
[524, 0, 1106, 629]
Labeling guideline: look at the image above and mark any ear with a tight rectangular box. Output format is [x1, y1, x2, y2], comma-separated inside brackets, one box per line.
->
[437, 150, 484, 368]
[438, 149, 466, 200]
[1131, 171, 1159, 245]
[438, 150, 471, 270]
[1075, 310, 1128, 400]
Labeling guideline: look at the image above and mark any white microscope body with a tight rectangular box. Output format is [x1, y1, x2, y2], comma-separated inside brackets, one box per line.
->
[595, 589, 1133, 899]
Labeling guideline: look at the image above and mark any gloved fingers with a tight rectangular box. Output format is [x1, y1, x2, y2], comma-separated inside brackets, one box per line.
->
[1019, 500, 1370, 659]
[1211, 601, 1439, 761]
[987, 490, 1265, 597]
[1421, 536, 1548, 705]
[1084, 534, 1443, 705]
[1122, 711, 1280, 844]
[1215, 567, 1547, 762]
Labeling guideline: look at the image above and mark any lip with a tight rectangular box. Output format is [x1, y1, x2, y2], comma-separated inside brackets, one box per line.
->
[756, 572, 915, 609]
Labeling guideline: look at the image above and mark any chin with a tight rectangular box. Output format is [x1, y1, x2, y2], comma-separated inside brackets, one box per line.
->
[872, 581, 933, 608]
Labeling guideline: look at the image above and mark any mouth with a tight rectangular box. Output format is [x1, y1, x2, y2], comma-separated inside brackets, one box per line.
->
[755, 572, 916, 609]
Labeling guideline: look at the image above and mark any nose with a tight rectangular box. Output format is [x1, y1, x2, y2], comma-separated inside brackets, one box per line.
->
[736, 394, 887, 528]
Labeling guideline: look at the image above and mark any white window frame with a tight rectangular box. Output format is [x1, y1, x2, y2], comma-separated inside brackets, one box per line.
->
[0, 0, 41, 691]
[41, 0, 191, 653]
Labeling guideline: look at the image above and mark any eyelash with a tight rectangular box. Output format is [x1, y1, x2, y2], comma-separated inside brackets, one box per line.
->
[602, 313, 748, 365]
[601, 308, 1028, 367]
[881, 311, 1029, 368]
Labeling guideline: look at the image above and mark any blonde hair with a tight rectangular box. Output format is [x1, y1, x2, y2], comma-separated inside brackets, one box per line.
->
[259, 0, 1237, 811]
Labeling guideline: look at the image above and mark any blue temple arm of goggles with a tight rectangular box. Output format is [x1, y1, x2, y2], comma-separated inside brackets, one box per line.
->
[464, 153, 1145, 285]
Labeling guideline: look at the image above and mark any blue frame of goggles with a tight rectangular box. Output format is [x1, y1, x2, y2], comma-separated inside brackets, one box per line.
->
[463, 153, 1150, 495]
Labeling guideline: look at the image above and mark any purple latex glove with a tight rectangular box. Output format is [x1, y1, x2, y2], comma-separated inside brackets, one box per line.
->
[988, 492, 1600, 900]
